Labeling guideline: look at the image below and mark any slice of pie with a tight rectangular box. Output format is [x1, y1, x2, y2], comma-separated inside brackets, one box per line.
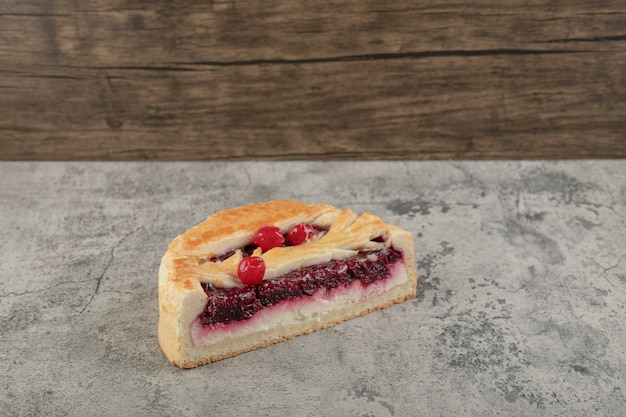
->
[158, 200, 417, 368]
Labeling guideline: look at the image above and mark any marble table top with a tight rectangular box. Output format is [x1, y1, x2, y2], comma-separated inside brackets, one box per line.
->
[1, 161, 625, 416]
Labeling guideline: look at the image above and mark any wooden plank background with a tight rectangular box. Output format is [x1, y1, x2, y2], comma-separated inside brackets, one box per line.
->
[1, 0, 625, 160]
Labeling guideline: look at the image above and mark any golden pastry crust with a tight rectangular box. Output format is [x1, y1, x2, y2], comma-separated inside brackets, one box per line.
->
[158, 200, 417, 367]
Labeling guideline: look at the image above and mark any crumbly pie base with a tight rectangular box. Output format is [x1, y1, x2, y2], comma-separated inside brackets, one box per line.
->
[158, 200, 417, 368]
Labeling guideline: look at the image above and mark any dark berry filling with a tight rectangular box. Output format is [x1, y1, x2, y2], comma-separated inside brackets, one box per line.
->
[199, 246, 403, 327]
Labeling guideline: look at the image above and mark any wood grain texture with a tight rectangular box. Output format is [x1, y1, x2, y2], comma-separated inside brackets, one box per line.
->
[1, 0, 625, 160]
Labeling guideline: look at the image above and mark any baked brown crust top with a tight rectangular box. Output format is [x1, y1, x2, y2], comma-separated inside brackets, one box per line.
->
[163, 200, 413, 289]
[169, 200, 335, 256]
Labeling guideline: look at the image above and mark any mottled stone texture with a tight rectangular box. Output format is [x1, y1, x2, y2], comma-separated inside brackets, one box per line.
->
[1, 161, 625, 416]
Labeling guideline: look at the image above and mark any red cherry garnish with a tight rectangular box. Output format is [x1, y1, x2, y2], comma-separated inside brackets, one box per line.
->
[287, 223, 316, 246]
[253, 226, 285, 252]
[237, 256, 266, 285]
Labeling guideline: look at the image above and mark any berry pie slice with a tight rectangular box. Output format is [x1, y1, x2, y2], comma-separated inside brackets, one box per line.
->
[158, 200, 417, 368]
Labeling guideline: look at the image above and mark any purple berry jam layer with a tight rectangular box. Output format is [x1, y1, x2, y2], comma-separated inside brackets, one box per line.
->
[198, 246, 403, 327]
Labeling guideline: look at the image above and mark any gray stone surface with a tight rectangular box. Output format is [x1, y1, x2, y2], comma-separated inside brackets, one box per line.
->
[1, 161, 625, 417]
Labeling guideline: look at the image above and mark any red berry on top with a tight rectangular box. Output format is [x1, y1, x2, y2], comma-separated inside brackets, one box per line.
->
[237, 256, 266, 285]
[253, 225, 285, 252]
[287, 223, 316, 246]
